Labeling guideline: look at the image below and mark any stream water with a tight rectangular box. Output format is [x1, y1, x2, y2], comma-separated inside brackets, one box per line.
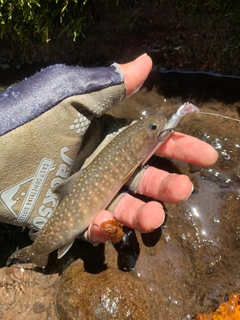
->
[0, 66, 239, 319]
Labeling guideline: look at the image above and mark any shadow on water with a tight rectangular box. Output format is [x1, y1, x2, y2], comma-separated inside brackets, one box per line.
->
[0, 225, 32, 268]
[0, 67, 240, 319]
[2, 63, 240, 106]
[0, 63, 48, 88]
[145, 69, 240, 105]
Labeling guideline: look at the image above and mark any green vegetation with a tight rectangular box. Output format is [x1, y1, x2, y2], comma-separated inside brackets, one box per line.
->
[0, 0, 240, 47]
[177, 0, 240, 21]
[176, 0, 240, 48]
[0, 0, 129, 43]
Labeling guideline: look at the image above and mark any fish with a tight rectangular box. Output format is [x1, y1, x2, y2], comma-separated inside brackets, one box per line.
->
[7, 102, 199, 268]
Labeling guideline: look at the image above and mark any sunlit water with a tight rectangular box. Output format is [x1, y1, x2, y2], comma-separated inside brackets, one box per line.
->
[109, 74, 240, 318]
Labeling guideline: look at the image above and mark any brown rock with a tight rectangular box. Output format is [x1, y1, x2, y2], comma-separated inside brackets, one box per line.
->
[56, 259, 151, 320]
[0, 264, 59, 320]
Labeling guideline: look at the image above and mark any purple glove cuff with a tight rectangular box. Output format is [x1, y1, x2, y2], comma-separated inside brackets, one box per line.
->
[0, 63, 124, 136]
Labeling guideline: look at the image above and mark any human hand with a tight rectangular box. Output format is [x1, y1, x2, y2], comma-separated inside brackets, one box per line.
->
[0, 56, 145, 230]
[86, 54, 219, 243]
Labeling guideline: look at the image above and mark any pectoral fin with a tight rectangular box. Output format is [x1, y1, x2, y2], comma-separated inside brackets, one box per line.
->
[122, 162, 141, 184]
[53, 169, 86, 200]
[57, 241, 74, 259]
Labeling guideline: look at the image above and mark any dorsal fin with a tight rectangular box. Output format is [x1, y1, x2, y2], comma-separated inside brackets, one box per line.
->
[53, 169, 85, 200]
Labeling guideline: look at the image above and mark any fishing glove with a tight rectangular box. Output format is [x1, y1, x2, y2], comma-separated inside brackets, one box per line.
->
[0, 63, 128, 231]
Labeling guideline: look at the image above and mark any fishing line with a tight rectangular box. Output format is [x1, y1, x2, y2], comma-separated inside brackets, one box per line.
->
[198, 111, 240, 123]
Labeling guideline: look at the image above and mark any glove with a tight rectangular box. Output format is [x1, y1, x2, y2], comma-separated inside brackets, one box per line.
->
[0, 63, 127, 230]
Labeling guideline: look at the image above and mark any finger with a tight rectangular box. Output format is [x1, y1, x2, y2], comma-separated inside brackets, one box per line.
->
[119, 53, 152, 97]
[87, 210, 116, 243]
[87, 195, 166, 243]
[113, 194, 165, 233]
[158, 132, 219, 166]
[137, 167, 193, 203]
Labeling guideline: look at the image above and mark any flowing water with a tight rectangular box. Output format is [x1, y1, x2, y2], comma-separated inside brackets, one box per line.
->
[0, 66, 239, 319]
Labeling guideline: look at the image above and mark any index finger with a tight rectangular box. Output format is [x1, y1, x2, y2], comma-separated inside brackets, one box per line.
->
[157, 132, 219, 166]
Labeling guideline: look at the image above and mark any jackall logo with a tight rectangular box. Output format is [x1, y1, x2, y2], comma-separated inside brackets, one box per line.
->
[32, 147, 74, 230]
[0, 147, 74, 228]
[0, 158, 54, 224]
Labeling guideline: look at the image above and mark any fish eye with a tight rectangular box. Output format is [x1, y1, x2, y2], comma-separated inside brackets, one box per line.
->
[149, 122, 158, 131]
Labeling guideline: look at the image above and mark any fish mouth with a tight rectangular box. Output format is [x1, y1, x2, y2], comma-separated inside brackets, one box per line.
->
[158, 128, 174, 141]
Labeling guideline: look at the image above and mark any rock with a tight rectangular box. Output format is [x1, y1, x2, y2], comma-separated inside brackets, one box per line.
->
[0, 264, 59, 320]
[56, 259, 151, 320]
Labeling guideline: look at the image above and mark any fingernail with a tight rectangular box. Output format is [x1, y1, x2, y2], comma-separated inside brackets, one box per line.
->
[155, 212, 166, 230]
[185, 183, 194, 200]
[135, 53, 147, 60]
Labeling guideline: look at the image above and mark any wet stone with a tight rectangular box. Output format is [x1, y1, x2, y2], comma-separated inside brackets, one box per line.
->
[56, 259, 151, 320]
[33, 301, 45, 314]
[0, 264, 59, 320]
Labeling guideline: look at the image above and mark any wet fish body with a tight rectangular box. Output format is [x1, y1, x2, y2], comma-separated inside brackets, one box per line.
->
[7, 103, 199, 268]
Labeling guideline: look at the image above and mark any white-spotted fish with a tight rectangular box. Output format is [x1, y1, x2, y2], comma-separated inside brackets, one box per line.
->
[7, 102, 199, 268]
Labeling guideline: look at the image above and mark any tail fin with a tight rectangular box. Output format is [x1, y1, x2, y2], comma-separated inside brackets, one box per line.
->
[7, 245, 49, 268]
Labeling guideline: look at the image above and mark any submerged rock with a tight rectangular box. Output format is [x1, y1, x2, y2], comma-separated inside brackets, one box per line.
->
[0, 264, 59, 320]
[56, 259, 151, 319]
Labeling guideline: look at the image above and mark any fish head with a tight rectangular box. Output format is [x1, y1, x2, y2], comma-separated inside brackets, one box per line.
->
[131, 113, 167, 162]
[144, 114, 167, 142]
[139, 103, 199, 166]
